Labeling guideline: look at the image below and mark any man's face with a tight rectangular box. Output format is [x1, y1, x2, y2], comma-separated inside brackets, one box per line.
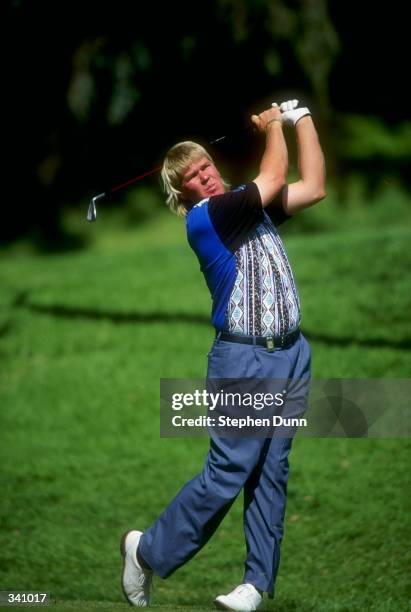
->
[181, 156, 225, 204]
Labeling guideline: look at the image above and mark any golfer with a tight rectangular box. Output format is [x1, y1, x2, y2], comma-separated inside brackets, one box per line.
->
[121, 100, 326, 611]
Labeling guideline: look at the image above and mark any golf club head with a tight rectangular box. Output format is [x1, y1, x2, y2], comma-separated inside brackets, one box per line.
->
[87, 193, 105, 222]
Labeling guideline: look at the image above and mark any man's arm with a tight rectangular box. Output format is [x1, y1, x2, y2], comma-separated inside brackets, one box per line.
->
[251, 107, 288, 208]
[280, 115, 326, 215]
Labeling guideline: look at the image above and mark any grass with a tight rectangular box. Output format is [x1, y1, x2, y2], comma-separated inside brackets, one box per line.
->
[1, 190, 410, 610]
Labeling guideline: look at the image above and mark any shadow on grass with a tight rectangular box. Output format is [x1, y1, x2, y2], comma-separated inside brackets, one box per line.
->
[0, 320, 13, 338]
[41, 600, 313, 611]
[12, 291, 411, 350]
[304, 330, 411, 351]
[12, 291, 210, 326]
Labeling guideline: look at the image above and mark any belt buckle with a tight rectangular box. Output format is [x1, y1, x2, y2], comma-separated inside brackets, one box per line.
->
[266, 335, 275, 352]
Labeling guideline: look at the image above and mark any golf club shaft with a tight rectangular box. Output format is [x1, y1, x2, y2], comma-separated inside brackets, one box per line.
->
[86, 120, 257, 221]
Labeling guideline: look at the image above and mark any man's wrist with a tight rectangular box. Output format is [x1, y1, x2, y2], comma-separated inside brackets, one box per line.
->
[294, 113, 312, 127]
[265, 118, 282, 132]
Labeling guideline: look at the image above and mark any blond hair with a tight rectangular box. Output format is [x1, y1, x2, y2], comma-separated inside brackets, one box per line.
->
[161, 141, 229, 217]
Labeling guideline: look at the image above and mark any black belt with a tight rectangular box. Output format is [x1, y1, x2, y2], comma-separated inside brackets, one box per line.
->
[217, 328, 300, 352]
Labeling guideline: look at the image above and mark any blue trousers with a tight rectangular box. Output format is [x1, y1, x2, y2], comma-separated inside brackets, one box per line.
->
[139, 333, 311, 597]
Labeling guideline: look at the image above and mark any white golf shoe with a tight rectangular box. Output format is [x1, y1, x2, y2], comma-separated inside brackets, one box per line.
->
[214, 583, 262, 611]
[120, 530, 153, 607]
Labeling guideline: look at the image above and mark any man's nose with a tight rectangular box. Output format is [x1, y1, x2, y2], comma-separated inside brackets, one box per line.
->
[199, 171, 209, 183]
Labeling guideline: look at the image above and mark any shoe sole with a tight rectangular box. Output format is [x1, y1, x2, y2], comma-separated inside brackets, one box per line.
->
[214, 599, 235, 611]
[120, 529, 137, 607]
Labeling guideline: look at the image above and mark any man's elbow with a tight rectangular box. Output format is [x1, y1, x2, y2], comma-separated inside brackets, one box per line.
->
[308, 182, 326, 203]
[313, 188, 327, 202]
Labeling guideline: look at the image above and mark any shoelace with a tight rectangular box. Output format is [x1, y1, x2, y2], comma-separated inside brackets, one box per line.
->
[233, 584, 256, 599]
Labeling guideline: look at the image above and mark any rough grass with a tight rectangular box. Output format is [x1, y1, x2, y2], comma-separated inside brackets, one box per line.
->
[1, 199, 410, 610]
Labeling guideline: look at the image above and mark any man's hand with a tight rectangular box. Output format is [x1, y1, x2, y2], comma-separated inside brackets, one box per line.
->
[251, 104, 283, 133]
[277, 99, 311, 127]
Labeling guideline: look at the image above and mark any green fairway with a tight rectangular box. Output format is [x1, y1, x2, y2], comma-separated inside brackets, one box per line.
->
[1, 208, 410, 611]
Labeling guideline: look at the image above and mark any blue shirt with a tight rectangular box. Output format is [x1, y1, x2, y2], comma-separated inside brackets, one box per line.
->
[186, 182, 301, 337]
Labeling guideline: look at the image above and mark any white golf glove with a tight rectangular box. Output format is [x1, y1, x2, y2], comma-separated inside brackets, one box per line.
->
[272, 99, 311, 126]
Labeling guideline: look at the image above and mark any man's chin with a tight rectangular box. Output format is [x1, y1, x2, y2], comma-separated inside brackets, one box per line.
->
[206, 187, 224, 197]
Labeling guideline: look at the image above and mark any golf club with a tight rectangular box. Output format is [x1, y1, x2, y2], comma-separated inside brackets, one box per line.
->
[86, 100, 298, 222]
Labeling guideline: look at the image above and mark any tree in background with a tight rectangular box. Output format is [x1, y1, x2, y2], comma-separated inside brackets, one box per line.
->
[2, 0, 408, 248]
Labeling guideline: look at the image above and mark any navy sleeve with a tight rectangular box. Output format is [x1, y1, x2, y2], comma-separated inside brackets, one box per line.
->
[208, 182, 291, 252]
[207, 182, 264, 252]
[264, 185, 292, 226]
